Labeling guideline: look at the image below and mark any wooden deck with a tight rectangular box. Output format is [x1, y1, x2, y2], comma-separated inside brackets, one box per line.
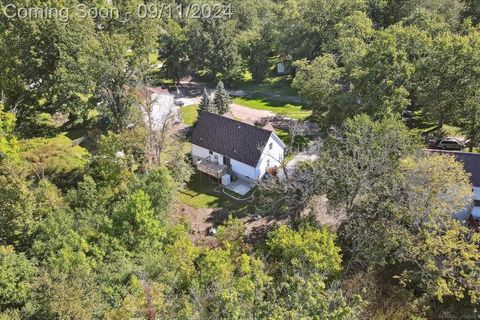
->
[196, 157, 227, 179]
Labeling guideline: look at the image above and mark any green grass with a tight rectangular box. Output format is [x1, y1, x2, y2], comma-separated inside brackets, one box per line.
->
[181, 104, 199, 126]
[179, 174, 248, 209]
[233, 97, 311, 120]
[232, 75, 311, 119]
[235, 75, 299, 97]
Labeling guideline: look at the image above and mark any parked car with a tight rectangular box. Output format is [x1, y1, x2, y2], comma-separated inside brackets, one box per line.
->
[430, 138, 465, 150]
[174, 100, 185, 107]
[402, 110, 413, 124]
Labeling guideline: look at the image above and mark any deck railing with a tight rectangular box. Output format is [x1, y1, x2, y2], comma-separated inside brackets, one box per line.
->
[196, 157, 227, 179]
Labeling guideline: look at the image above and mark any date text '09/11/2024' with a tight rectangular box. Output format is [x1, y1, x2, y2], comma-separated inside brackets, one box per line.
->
[137, 3, 233, 19]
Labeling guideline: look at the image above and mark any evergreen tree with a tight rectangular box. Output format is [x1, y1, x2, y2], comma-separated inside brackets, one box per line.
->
[213, 81, 231, 115]
[198, 88, 214, 113]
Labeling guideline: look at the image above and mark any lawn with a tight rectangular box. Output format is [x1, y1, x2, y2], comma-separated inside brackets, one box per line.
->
[235, 75, 300, 97]
[179, 174, 250, 209]
[232, 97, 311, 120]
[181, 104, 199, 126]
[231, 74, 312, 120]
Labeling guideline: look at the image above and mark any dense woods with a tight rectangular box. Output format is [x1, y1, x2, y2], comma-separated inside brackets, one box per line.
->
[1, 0, 480, 319]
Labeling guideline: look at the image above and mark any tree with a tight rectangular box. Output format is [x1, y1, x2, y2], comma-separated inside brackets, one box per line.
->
[351, 30, 414, 118]
[0, 246, 36, 310]
[198, 88, 214, 113]
[31, 268, 104, 320]
[277, 0, 366, 60]
[95, 33, 142, 132]
[463, 0, 480, 25]
[0, 1, 109, 134]
[331, 11, 374, 69]
[395, 154, 479, 303]
[0, 161, 36, 250]
[266, 225, 342, 278]
[416, 30, 480, 131]
[212, 81, 231, 115]
[319, 115, 480, 304]
[112, 190, 165, 252]
[20, 135, 89, 185]
[157, 20, 189, 84]
[237, 18, 276, 82]
[260, 225, 364, 319]
[187, 18, 243, 81]
[0, 104, 19, 161]
[292, 55, 343, 124]
[366, 0, 465, 28]
[134, 167, 179, 218]
[138, 89, 180, 170]
[90, 132, 132, 189]
[459, 89, 480, 151]
[318, 115, 417, 213]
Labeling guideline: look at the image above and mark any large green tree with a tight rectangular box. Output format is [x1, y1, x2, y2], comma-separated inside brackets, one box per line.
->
[158, 20, 189, 84]
[187, 18, 242, 81]
[0, 1, 99, 129]
[319, 115, 480, 307]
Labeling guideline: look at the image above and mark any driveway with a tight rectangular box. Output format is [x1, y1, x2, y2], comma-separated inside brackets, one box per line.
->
[229, 103, 275, 122]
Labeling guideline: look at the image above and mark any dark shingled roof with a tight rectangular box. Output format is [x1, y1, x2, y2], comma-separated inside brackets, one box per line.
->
[191, 112, 273, 167]
[427, 150, 480, 187]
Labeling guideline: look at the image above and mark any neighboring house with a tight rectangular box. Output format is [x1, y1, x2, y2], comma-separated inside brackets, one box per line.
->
[191, 112, 285, 183]
[428, 150, 480, 225]
[140, 87, 180, 129]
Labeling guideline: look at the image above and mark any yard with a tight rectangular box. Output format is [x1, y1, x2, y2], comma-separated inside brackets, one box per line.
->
[232, 97, 311, 120]
[235, 74, 300, 97]
[179, 173, 251, 210]
[231, 74, 312, 120]
[181, 104, 199, 126]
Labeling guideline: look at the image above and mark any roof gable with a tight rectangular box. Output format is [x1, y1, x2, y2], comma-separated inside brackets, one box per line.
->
[191, 112, 274, 167]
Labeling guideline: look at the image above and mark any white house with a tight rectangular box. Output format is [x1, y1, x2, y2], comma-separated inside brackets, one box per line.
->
[140, 87, 180, 129]
[191, 112, 285, 183]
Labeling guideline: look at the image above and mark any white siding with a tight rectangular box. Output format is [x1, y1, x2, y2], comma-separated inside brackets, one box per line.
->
[256, 134, 285, 179]
[192, 144, 210, 159]
[192, 132, 285, 181]
[192, 144, 258, 180]
[192, 144, 224, 165]
[231, 159, 257, 180]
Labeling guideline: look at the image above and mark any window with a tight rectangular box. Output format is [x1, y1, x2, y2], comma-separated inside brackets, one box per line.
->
[269, 143, 273, 150]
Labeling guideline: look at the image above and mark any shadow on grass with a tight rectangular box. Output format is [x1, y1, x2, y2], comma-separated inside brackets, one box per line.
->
[179, 174, 252, 211]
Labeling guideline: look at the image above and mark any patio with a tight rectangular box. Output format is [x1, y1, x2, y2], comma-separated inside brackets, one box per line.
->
[225, 179, 255, 196]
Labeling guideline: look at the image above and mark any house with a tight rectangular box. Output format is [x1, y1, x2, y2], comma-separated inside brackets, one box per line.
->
[140, 87, 180, 129]
[191, 112, 285, 183]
